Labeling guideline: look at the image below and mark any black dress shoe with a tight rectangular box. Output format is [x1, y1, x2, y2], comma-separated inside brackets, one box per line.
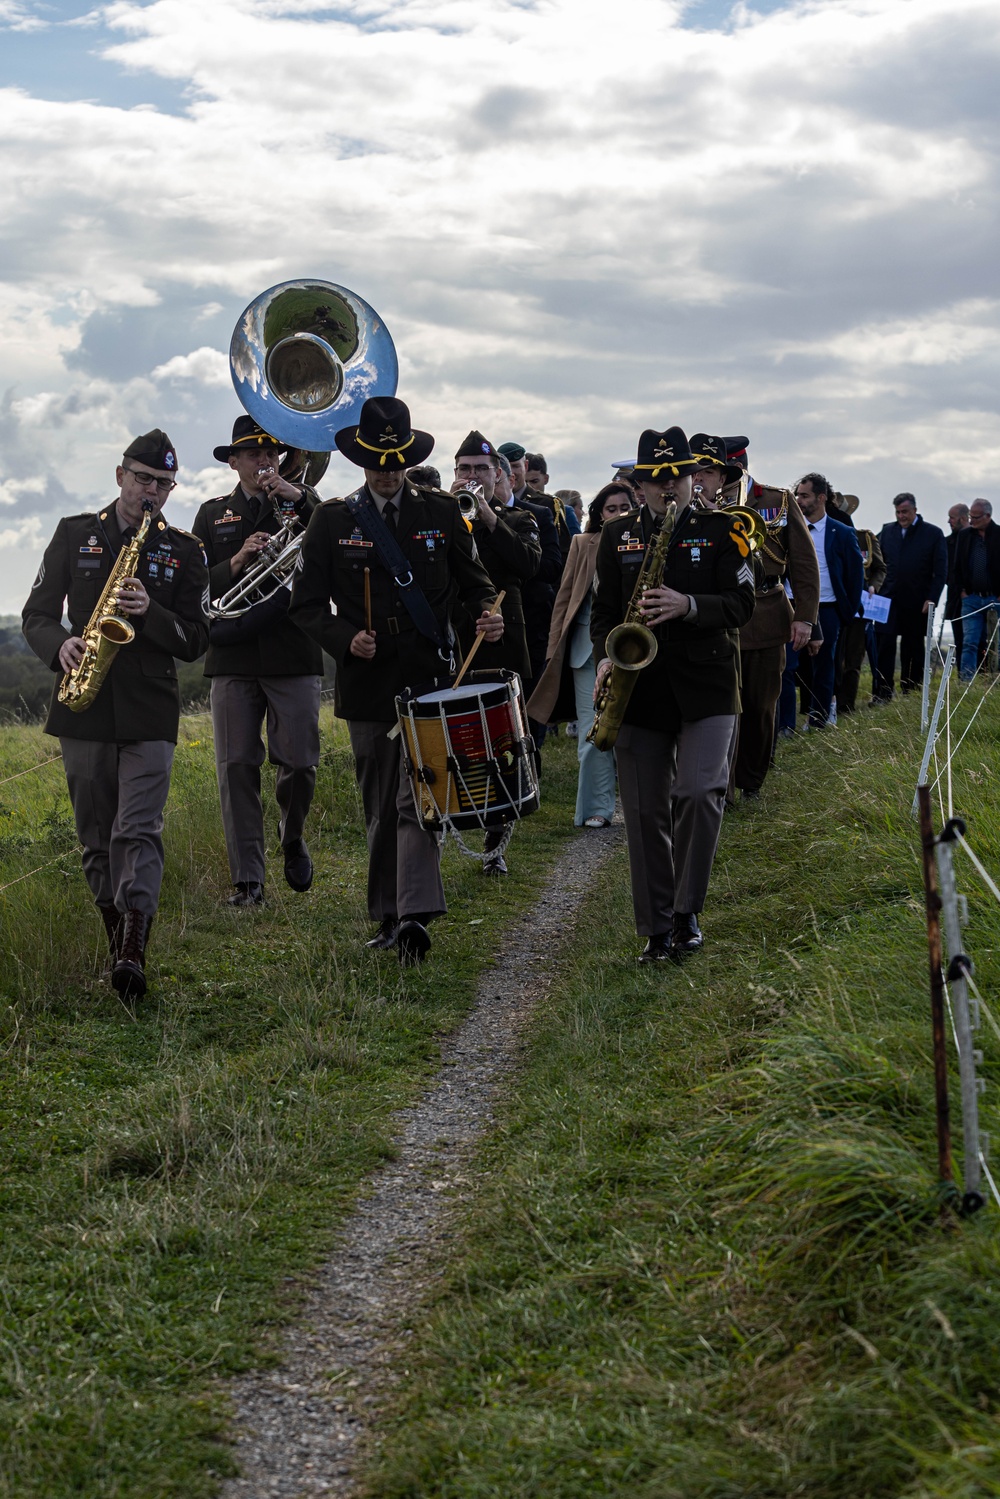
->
[638, 932, 673, 963]
[671, 912, 704, 956]
[483, 852, 508, 876]
[365, 918, 398, 950]
[283, 838, 314, 892]
[396, 919, 431, 966]
[228, 882, 265, 908]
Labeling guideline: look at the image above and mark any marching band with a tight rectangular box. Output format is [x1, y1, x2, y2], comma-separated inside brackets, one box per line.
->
[21, 278, 874, 983]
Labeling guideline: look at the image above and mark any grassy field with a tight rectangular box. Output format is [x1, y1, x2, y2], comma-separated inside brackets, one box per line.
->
[0, 708, 581, 1497]
[364, 689, 1000, 1499]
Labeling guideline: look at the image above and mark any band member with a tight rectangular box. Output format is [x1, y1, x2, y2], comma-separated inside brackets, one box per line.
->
[591, 427, 755, 962]
[22, 430, 210, 998]
[192, 417, 323, 907]
[692, 434, 819, 798]
[451, 432, 541, 876]
[289, 397, 501, 965]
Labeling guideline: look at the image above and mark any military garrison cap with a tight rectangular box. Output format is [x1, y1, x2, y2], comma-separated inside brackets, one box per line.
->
[124, 429, 177, 473]
[455, 430, 499, 461]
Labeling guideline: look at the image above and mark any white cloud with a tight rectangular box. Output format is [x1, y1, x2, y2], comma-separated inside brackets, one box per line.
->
[0, 0, 998, 605]
[152, 346, 229, 385]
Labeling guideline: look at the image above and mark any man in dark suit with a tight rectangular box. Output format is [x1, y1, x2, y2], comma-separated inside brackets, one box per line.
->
[289, 398, 501, 965]
[193, 417, 324, 907]
[793, 473, 864, 727]
[873, 493, 948, 699]
[952, 499, 1000, 680]
[591, 426, 755, 963]
[945, 503, 971, 669]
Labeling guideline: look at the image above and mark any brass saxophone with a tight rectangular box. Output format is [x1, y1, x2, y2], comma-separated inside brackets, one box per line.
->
[588, 504, 677, 752]
[58, 505, 153, 712]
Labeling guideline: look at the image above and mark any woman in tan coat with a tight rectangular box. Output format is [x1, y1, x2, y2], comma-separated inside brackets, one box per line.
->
[527, 483, 635, 826]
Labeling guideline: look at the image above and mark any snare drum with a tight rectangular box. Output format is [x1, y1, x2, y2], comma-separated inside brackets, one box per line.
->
[396, 670, 540, 830]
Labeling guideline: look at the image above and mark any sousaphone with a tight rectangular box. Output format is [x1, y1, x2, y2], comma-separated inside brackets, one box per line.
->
[214, 278, 398, 618]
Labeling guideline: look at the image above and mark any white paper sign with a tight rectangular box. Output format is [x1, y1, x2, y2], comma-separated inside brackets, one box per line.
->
[862, 591, 891, 623]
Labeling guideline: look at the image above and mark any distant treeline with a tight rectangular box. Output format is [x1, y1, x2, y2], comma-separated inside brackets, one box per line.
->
[0, 619, 333, 725]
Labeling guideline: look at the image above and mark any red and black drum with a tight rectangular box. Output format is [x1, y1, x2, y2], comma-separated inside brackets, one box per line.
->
[396, 670, 539, 831]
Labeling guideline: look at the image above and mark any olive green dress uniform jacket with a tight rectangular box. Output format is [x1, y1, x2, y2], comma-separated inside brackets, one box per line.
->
[22, 506, 210, 743]
[289, 481, 496, 724]
[591, 505, 755, 730]
[737, 484, 820, 651]
[459, 502, 541, 682]
[191, 483, 324, 677]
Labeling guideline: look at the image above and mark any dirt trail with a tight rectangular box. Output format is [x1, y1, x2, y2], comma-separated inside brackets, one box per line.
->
[220, 823, 623, 1497]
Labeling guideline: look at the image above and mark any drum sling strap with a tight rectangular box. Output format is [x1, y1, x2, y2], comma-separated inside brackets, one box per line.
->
[345, 491, 451, 660]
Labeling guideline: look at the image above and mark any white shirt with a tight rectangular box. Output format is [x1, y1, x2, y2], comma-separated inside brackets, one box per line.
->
[807, 513, 836, 604]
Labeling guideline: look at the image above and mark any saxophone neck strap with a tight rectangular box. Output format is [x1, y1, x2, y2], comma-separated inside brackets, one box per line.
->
[345, 491, 449, 655]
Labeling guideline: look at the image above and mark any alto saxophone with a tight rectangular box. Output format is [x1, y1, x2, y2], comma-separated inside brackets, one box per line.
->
[58, 505, 153, 712]
[588, 504, 677, 752]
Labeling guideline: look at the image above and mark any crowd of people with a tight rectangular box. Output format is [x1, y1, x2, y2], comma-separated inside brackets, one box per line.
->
[21, 408, 993, 989]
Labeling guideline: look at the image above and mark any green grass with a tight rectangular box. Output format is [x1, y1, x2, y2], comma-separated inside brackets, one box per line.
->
[0, 710, 580, 1497]
[364, 690, 1000, 1499]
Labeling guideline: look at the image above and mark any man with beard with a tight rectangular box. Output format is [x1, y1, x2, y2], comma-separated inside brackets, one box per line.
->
[591, 427, 755, 962]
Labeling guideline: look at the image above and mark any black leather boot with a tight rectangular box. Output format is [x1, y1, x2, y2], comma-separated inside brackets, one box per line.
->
[99, 904, 123, 966]
[112, 909, 151, 999]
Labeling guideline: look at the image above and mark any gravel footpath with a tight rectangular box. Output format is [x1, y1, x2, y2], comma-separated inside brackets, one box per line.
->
[219, 821, 623, 1498]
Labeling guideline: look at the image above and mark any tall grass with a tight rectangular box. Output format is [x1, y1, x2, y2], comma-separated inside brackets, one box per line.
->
[0, 709, 581, 1497]
[365, 691, 1000, 1499]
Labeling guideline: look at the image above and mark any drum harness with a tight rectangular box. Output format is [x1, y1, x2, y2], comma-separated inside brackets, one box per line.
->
[348, 492, 524, 864]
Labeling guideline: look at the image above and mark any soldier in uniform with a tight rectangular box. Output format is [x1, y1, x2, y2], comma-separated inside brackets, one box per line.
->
[289, 397, 501, 965]
[591, 427, 755, 963]
[693, 434, 820, 799]
[22, 430, 210, 998]
[451, 432, 541, 875]
[192, 417, 323, 907]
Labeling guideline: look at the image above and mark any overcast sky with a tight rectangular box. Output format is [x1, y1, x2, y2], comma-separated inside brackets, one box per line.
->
[0, 0, 997, 609]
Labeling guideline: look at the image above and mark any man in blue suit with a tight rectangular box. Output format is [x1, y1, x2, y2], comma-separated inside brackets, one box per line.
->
[794, 474, 864, 727]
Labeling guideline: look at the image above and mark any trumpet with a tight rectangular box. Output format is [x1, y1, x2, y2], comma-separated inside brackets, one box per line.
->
[455, 483, 484, 528]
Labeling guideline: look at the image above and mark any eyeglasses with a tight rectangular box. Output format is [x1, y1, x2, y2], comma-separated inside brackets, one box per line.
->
[456, 463, 493, 477]
[127, 466, 176, 493]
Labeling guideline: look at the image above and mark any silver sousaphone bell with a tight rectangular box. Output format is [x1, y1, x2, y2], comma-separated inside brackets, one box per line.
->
[213, 278, 398, 618]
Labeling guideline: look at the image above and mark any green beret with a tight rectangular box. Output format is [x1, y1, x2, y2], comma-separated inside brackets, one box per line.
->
[498, 441, 526, 462]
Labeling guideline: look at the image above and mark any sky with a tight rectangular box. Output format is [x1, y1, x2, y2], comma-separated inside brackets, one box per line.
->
[0, 0, 997, 609]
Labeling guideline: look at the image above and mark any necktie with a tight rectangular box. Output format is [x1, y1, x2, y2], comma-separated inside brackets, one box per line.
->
[384, 502, 398, 536]
[808, 524, 815, 532]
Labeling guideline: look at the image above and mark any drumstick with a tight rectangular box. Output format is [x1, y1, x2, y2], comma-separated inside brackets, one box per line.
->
[364, 566, 372, 634]
[453, 590, 505, 691]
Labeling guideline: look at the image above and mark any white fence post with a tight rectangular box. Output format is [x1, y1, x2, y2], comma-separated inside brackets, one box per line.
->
[912, 645, 955, 816]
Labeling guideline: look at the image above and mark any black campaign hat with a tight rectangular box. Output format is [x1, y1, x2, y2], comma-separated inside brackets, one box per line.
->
[632, 426, 697, 480]
[213, 415, 284, 463]
[335, 397, 434, 471]
[123, 428, 178, 474]
[690, 433, 743, 487]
